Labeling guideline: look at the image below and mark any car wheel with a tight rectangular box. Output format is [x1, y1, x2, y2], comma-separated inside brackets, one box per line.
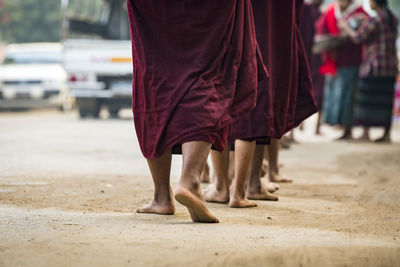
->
[79, 108, 89, 118]
[90, 106, 100, 118]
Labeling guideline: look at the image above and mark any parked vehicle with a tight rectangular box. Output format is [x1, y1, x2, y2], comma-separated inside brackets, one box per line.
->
[61, 0, 132, 118]
[63, 39, 132, 118]
[0, 43, 69, 110]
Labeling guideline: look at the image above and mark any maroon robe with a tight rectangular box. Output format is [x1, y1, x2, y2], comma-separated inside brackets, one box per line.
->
[127, 0, 264, 158]
[229, 0, 318, 143]
[299, 3, 324, 108]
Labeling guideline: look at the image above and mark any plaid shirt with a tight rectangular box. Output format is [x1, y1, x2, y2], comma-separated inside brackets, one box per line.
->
[352, 9, 398, 78]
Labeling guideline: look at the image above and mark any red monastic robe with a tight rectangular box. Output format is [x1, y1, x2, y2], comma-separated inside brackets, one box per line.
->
[229, 0, 318, 143]
[127, 0, 264, 158]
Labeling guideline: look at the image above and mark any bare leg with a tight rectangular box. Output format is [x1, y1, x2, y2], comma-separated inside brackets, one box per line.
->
[262, 147, 280, 190]
[375, 126, 391, 143]
[260, 158, 267, 177]
[358, 126, 370, 141]
[200, 161, 210, 183]
[229, 140, 257, 208]
[261, 147, 280, 191]
[228, 151, 235, 183]
[268, 139, 292, 183]
[281, 135, 293, 147]
[337, 125, 353, 140]
[137, 150, 175, 215]
[174, 141, 219, 223]
[262, 177, 280, 193]
[204, 146, 230, 203]
[316, 112, 322, 135]
[246, 144, 279, 201]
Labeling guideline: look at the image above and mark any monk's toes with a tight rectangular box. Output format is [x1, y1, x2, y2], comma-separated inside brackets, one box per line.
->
[229, 198, 257, 208]
[136, 201, 175, 215]
[175, 186, 219, 223]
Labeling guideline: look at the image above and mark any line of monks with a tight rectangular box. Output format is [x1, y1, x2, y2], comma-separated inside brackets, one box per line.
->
[127, 0, 318, 223]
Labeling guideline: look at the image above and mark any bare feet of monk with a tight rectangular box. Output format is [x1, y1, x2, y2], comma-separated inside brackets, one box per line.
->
[264, 179, 280, 193]
[246, 181, 278, 201]
[269, 171, 292, 183]
[137, 200, 175, 215]
[203, 184, 229, 203]
[175, 184, 219, 223]
[229, 184, 257, 208]
[200, 162, 210, 183]
[229, 196, 257, 208]
[137, 187, 175, 215]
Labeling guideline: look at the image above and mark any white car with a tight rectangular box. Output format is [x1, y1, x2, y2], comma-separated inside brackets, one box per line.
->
[0, 43, 69, 110]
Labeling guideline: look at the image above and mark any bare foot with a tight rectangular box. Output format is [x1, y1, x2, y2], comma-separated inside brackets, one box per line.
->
[200, 162, 210, 183]
[351, 136, 370, 143]
[336, 133, 352, 141]
[246, 186, 278, 201]
[175, 185, 219, 223]
[264, 180, 279, 193]
[137, 199, 175, 215]
[374, 136, 391, 143]
[203, 184, 229, 203]
[229, 197, 257, 208]
[269, 172, 292, 183]
[229, 181, 257, 208]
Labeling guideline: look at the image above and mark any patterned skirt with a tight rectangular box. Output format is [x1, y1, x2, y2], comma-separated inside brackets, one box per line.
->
[355, 76, 396, 127]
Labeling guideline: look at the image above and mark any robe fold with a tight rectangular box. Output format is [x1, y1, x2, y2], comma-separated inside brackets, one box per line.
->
[299, 3, 324, 108]
[229, 0, 318, 143]
[127, 0, 265, 158]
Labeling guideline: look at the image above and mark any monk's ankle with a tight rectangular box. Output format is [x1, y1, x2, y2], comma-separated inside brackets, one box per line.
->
[247, 183, 261, 194]
[215, 181, 228, 192]
[231, 187, 246, 201]
[179, 178, 201, 194]
[269, 169, 279, 179]
[153, 191, 173, 205]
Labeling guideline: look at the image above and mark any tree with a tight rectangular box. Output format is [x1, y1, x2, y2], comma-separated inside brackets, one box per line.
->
[0, 0, 61, 43]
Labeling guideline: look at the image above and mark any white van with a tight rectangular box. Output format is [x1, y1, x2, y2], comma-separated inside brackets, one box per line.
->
[0, 43, 69, 110]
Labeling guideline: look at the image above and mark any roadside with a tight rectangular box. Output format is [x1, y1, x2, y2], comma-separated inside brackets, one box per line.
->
[0, 110, 399, 266]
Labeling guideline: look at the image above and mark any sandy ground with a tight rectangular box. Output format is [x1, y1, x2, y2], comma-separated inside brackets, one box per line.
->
[0, 110, 399, 267]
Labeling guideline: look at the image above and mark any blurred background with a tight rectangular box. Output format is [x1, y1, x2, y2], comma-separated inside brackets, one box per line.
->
[0, 0, 132, 118]
[0, 0, 399, 137]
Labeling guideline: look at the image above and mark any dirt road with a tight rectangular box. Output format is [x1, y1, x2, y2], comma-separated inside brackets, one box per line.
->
[1, 110, 399, 266]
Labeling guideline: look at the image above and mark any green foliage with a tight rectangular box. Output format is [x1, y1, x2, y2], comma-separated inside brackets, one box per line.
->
[0, 0, 61, 43]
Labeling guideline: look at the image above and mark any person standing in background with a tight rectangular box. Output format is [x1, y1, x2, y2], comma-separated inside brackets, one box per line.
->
[316, 0, 368, 140]
[340, 0, 398, 142]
